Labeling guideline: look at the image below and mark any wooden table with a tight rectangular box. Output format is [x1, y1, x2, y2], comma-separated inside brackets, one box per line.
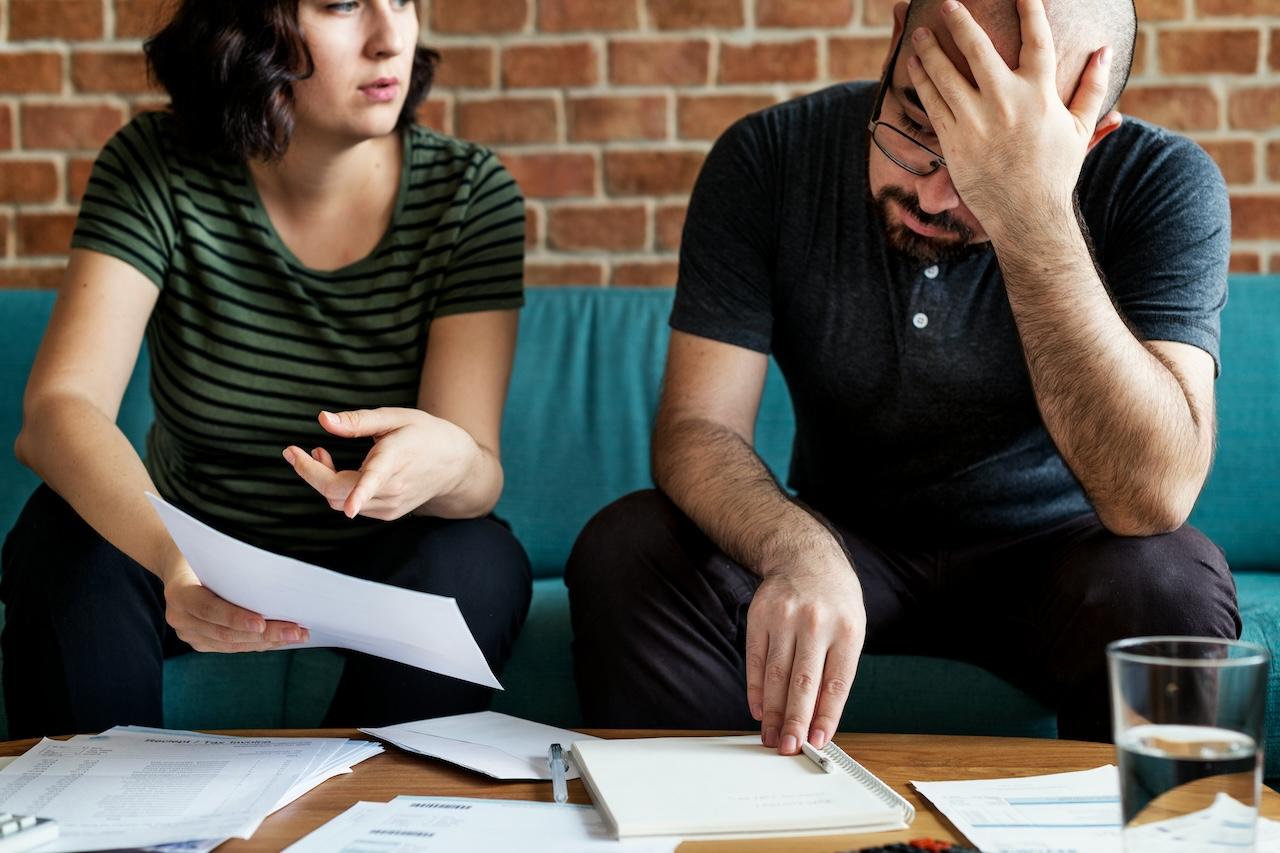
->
[6, 730, 1278, 851]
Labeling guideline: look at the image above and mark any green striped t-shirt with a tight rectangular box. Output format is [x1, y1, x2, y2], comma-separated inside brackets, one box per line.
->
[71, 112, 525, 552]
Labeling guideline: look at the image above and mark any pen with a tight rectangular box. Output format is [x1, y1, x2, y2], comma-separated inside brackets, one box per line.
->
[548, 742, 568, 803]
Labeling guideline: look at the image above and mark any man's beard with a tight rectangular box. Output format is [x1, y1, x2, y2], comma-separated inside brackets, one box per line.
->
[874, 186, 984, 266]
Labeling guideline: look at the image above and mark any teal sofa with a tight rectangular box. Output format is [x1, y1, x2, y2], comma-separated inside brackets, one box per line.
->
[0, 280, 1277, 777]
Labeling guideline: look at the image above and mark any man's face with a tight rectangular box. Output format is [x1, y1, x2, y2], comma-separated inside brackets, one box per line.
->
[867, 2, 1016, 265]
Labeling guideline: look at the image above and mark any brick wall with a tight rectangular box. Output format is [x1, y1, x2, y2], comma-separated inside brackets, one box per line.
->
[0, 0, 1277, 288]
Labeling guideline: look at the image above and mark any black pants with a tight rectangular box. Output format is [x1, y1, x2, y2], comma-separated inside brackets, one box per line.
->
[565, 489, 1241, 742]
[0, 484, 532, 738]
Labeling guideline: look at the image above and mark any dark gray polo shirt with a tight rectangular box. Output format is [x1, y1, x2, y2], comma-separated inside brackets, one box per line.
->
[670, 82, 1229, 547]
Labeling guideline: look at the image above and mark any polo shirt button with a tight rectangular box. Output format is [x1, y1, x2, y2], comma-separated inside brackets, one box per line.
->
[912, 313, 929, 329]
[923, 265, 939, 279]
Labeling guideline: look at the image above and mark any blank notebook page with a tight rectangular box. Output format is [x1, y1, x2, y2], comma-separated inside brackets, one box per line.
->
[570, 735, 907, 838]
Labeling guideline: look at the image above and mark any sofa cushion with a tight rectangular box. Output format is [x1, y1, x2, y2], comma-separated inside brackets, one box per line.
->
[496, 288, 794, 578]
[1188, 278, 1280, 571]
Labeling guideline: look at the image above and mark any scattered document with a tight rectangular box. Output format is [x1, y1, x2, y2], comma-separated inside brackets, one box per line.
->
[148, 492, 501, 689]
[912, 765, 1280, 853]
[0, 728, 380, 852]
[362, 711, 598, 780]
[283, 797, 677, 852]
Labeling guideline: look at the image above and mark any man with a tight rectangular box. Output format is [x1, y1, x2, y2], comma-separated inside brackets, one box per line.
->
[565, 0, 1240, 755]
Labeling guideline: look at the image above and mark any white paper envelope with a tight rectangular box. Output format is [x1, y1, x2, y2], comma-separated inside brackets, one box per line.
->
[363, 711, 598, 780]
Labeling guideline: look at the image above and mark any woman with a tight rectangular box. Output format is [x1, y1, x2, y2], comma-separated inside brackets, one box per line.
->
[0, 0, 531, 735]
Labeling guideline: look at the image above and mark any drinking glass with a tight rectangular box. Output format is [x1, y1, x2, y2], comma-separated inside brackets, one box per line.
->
[1108, 636, 1269, 852]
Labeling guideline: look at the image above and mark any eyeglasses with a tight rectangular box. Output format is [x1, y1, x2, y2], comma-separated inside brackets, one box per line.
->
[867, 30, 947, 177]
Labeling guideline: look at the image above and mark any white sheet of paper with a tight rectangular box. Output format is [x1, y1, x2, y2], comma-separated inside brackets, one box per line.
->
[0, 734, 327, 852]
[362, 711, 598, 780]
[283, 797, 677, 853]
[99, 727, 382, 853]
[913, 765, 1280, 853]
[147, 492, 501, 689]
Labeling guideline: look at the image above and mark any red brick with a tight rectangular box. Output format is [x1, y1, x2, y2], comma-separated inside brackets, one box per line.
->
[17, 213, 78, 257]
[547, 204, 647, 251]
[649, 0, 744, 30]
[0, 216, 9, 258]
[568, 96, 667, 142]
[1118, 86, 1219, 131]
[10, 0, 103, 39]
[1229, 196, 1280, 240]
[1133, 31, 1149, 76]
[435, 47, 496, 89]
[1268, 141, 1280, 181]
[677, 93, 776, 140]
[0, 53, 63, 94]
[72, 51, 156, 93]
[605, 150, 705, 196]
[612, 260, 678, 286]
[416, 98, 452, 134]
[1272, 29, 1280, 72]
[539, 0, 638, 32]
[500, 152, 597, 198]
[432, 0, 527, 33]
[863, 0, 896, 26]
[609, 39, 711, 86]
[1158, 30, 1258, 75]
[0, 265, 65, 288]
[830, 36, 893, 81]
[457, 98, 557, 145]
[1270, 255, 1280, 274]
[1135, 0, 1185, 18]
[758, 0, 853, 27]
[503, 43, 598, 88]
[131, 100, 170, 118]
[1229, 252, 1262, 273]
[0, 106, 12, 150]
[67, 157, 96, 203]
[720, 39, 819, 84]
[525, 204, 542, 248]
[115, 0, 175, 38]
[22, 104, 127, 150]
[525, 261, 606, 286]
[0, 161, 59, 203]
[1198, 0, 1280, 13]
[655, 204, 687, 251]
[1228, 87, 1280, 130]
[1197, 140, 1255, 184]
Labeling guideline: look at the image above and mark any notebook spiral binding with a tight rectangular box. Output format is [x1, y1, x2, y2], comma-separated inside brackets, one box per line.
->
[819, 741, 917, 823]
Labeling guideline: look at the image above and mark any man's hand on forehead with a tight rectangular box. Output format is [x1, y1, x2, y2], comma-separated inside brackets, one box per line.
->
[903, 0, 1111, 240]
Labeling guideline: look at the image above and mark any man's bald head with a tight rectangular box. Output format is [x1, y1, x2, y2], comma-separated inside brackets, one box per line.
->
[903, 0, 1136, 114]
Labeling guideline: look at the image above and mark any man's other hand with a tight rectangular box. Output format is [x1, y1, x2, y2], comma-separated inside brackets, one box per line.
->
[745, 544, 866, 755]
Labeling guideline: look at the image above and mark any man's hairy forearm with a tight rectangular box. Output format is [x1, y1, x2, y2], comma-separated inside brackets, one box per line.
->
[992, 205, 1212, 535]
[652, 416, 843, 577]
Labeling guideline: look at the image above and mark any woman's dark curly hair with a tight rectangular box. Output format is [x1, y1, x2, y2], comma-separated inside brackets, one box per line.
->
[145, 0, 439, 162]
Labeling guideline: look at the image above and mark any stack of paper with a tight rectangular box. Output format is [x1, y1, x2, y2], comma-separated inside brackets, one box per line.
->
[912, 765, 1280, 853]
[0, 726, 381, 852]
[283, 796, 677, 852]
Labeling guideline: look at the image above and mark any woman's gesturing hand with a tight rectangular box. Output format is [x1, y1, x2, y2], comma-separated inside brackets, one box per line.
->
[283, 408, 478, 521]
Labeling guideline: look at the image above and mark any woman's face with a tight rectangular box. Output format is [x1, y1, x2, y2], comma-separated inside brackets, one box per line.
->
[292, 0, 419, 144]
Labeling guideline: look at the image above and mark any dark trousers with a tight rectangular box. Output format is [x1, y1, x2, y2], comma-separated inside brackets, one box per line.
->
[565, 489, 1241, 742]
[0, 484, 532, 738]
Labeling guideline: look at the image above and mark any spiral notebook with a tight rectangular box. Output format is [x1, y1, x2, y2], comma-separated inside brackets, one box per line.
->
[570, 735, 915, 839]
